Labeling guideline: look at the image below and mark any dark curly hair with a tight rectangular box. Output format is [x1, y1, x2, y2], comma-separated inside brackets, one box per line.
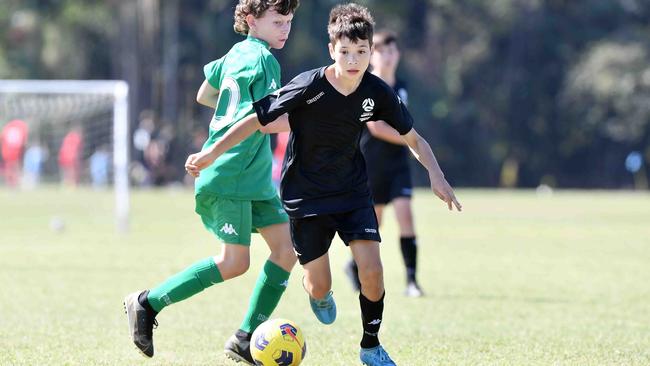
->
[327, 3, 375, 45]
[234, 0, 300, 36]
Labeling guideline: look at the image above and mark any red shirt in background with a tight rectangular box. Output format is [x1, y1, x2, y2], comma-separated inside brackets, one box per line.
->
[1, 119, 28, 162]
[59, 130, 83, 167]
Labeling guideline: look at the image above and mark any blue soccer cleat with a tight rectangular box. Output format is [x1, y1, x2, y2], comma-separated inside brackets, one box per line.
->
[360, 345, 397, 366]
[308, 290, 337, 324]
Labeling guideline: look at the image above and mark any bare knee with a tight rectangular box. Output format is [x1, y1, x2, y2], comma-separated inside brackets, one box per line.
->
[268, 241, 297, 272]
[215, 255, 250, 280]
[358, 262, 384, 300]
[394, 199, 415, 236]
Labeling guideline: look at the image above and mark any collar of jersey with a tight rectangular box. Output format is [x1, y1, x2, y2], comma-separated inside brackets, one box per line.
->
[246, 36, 270, 49]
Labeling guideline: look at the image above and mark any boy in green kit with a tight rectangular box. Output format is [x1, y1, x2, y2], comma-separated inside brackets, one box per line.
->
[123, 1, 299, 364]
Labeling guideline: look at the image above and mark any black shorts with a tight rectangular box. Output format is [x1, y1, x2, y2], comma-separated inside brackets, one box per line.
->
[290, 207, 381, 265]
[368, 166, 412, 205]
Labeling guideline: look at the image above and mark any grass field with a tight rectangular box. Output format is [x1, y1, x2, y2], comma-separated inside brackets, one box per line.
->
[1, 188, 649, 365]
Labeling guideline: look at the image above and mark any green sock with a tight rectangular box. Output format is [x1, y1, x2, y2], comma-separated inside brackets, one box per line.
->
[239, 260, 290, 333]
[147, 257, 223, 313]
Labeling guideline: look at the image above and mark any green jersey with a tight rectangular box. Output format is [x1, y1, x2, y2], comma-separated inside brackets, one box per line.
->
[196, 36, 281, 200]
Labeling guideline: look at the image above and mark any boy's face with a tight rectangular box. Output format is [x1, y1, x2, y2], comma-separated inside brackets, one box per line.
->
[328, 37, 372, 81]
[248, 8, 293, 49]
[370, 41, 399, 72]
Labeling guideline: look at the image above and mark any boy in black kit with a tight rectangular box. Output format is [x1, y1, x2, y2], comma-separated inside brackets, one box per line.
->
[186, 3, 461, 365]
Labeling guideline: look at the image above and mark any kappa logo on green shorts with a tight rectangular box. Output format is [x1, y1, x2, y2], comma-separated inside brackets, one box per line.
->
[219, 223, 238, 235]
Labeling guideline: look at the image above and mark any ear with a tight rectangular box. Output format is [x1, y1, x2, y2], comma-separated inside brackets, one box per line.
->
[246, 14, 256, 31]
[328, 42, 335, 60]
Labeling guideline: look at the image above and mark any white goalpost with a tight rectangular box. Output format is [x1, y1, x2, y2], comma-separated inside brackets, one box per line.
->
[0, 80, 130, 233]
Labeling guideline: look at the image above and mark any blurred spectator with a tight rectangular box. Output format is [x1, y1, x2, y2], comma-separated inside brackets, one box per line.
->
[130, 110, 158, 187]
[143, 139, 165, 186]
[148, 121, 178, 185]
[90, 145, 111, 188]
[58, 127, 83, 186]
[133, 110, 155, 164]
[1, 119, 29, 187]
[22, 139, 48, 188]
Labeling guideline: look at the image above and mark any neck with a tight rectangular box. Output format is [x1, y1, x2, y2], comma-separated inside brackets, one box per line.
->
[247, 32, 268, 47]
[372, 68, 396, 86]
[328, 65, 363, 94]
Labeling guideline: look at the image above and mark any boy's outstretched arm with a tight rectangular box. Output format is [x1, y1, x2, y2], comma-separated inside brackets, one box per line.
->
[185, 113, 262, 177]
[366, 120, 406, 145]
[402, 128, 462, 211]
[259, 113, 290, 134]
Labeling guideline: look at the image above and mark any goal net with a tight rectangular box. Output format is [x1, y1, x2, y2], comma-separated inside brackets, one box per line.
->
[0, 80, 129, 233]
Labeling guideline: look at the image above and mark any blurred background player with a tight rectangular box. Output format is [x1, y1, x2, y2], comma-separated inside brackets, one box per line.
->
[345, 30, 424, 297]
[123, 1, 299, 364]
[22, 138, 48, 188]
[1, 119, 28, 187]
[58, 127, 83, 187]
[89, 144, 110, 188]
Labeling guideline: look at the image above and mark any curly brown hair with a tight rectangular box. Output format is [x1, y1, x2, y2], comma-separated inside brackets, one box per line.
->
[327, 3, 375, 45]
[233, 0, 300, 36]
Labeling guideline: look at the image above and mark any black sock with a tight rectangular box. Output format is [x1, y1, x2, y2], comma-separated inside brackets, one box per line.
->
[138, 290, 158, 317]
[359, 292, 385, 349]
[400, 236, 417, 283]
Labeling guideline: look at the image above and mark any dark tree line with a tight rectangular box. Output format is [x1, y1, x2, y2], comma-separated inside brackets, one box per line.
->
[1, 0, 649, 188]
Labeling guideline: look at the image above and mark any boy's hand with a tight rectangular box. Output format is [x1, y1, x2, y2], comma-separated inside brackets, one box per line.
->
[185, 149, 216, 178]
[430, 173, 462, 211]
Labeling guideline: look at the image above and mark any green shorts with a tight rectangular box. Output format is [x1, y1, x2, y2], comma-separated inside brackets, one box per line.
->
[195, 193, 289, 245]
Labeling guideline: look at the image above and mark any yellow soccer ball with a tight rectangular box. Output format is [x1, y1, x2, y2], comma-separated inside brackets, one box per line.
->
[250, 318, 307, 366]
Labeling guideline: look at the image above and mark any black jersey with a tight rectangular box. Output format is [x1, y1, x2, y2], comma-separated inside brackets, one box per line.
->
[360, 80, 411, 173]
[253, 66, 414, 218]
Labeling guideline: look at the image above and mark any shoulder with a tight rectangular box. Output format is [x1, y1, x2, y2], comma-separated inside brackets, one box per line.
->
[287, 67, 323, 88]
[228, 39, 274, 68]
[296, 67, 323, 81]
[259, 48, 279, 68]
[365, 73, 396, 99]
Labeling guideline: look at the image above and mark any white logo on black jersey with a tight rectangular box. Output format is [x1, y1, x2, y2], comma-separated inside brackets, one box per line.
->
[359, 98, 375, 122]
[362, 98, 375, 112]
[306, 91, 325, 104]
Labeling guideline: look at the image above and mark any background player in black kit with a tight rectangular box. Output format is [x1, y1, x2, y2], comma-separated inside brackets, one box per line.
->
[345, 30, 425, 298]
[185, 3, 461, 365]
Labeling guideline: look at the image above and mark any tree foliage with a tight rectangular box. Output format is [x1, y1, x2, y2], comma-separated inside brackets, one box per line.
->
[1, 0, 648, 187]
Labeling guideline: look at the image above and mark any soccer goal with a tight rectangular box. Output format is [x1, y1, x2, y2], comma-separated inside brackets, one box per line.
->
[0, 80, 130, 233]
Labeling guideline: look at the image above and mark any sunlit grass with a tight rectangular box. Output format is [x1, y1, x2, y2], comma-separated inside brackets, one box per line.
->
[1, 188, 649, 365]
